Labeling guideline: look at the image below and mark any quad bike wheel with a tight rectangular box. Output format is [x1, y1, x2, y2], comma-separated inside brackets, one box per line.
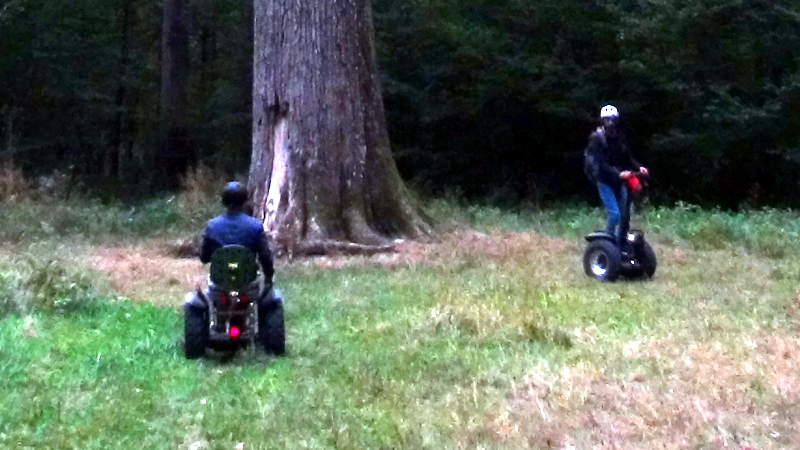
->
[639, 241, 657, 278]
[184, 305, 209, 359]
[583, 239, 622, 282]
[258, 301, 285, 355]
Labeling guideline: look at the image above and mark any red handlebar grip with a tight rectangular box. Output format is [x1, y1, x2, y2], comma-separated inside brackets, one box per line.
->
[627, 176, 642, 193]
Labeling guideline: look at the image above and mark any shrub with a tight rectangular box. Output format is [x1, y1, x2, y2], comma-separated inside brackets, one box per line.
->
[178, 164, 228, 217]
[0, 257, 98, 317]
[0, 163, 28, 201]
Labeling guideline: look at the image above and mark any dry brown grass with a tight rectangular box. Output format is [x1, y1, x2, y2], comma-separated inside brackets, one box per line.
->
[83, 228, 573, 307]
[0, 163, 27, 200]
[178, 164, 229, 215]
[488, 332, 800, 450]
[86, 242, 207, 306]
[306, 228, 572, 272]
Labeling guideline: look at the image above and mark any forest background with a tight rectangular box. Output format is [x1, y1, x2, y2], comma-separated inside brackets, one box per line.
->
[1, 0, 799, 208]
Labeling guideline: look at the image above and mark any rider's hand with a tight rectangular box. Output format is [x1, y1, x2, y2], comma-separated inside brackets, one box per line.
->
[639, 167, 649, 176]
[620, 170, 632, 180]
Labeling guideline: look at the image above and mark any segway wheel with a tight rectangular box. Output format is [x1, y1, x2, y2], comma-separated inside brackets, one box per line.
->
[583, 240, 622, 282]
[184, 305, 209, 359]
[258, 301, 285, 356]
[639, 241, 657, 278]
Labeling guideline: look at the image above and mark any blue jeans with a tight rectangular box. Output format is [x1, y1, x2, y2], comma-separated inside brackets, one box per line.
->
[597, 182, 630, 249]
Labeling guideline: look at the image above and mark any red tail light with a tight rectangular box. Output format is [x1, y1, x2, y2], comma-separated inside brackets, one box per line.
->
[220, 293, 228, 306]
[230, 326, 240, 338]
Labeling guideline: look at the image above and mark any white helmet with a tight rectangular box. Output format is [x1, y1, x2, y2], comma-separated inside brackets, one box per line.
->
[600, 104, 619, 119]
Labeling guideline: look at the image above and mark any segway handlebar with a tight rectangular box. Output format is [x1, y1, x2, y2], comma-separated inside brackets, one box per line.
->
[621, 170, 647, 195]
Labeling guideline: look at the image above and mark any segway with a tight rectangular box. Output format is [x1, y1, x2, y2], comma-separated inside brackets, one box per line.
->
[583, 172, 657, 282]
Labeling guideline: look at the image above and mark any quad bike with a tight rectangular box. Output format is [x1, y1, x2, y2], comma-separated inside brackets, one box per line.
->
[583, 172, 657, 282]
[183, 245, 285, 358]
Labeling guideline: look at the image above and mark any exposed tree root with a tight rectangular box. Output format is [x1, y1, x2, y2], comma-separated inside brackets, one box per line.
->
[290, 240, 397, 257]
[163, 234, 399, 259]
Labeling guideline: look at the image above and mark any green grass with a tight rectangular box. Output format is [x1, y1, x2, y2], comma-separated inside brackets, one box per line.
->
[2, 196, 800, 449]
[5, 190, 800, 257]
[0, 266, 567, 450]
[425, 197, 800, 259]
[0, 195, 221, 245]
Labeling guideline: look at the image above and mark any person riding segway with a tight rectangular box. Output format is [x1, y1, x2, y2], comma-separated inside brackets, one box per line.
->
[582, 105, 657, 281]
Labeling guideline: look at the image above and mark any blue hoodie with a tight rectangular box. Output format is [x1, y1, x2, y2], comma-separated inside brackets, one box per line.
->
[200, 212, 274, 280]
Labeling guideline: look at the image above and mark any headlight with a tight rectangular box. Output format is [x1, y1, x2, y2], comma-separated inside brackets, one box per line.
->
[627, 232, 644, 244]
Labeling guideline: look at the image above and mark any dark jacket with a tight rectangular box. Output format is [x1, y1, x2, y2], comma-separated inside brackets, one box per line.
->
[583, 127, 640, 188]
[200, 212, 274, 280]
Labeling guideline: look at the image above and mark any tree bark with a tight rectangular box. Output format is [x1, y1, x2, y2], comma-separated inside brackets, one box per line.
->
[157, 0, 191, 188]
[250, 0, 433, 256]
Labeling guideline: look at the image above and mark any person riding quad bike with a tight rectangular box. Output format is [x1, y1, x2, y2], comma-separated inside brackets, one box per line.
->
[183, 181, 285, 358]
[583, 104, 649, 255]
[199, 182, 274, 276]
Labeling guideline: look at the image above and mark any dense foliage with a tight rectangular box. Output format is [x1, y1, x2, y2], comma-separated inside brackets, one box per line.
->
[375, 0, 800, 206]
[1, 0, 799, 206]
[0, 0, 251, 192]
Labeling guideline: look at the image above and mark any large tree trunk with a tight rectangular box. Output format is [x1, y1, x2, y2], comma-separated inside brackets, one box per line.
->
[157, 0, 191, 188]
[250, 0, 433, 256]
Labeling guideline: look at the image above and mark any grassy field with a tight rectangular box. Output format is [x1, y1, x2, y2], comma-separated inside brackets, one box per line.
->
[1, 184, 799, 449]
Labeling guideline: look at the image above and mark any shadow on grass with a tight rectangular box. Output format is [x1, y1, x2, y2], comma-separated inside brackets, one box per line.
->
[176, 338, 285, 367]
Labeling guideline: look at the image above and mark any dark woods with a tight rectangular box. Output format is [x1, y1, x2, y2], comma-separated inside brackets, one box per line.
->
[0, 0, 252, 194]
[1, 0, 799, 207]
[375, 0, 800, 208]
